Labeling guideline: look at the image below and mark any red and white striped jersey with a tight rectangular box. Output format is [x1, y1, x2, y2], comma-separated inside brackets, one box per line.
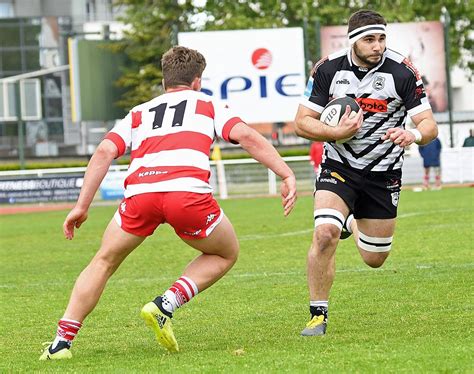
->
[105, 88, 243, 197]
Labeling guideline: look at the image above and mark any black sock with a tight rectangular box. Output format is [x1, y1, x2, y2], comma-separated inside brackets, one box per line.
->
[310, 305, 328, 320]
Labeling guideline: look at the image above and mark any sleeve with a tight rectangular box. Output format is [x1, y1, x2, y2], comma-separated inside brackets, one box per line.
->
[399, 59, 432, 117]
[213, 101, 245, 144]
[104, 111, 132, 158]
[300, 57, 331, 113]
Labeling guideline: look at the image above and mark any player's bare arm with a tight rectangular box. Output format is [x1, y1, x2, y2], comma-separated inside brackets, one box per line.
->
[229, 122, 297, 216]
[381, 109, 438, 148]
[63, 139, 118, 240]
[295, 104, 362, 142]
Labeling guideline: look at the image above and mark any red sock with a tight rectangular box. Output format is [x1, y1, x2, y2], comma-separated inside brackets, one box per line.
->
[57, 318, 82, 341]
[162, 276, 199, 313]
[423, 175, 429, 188]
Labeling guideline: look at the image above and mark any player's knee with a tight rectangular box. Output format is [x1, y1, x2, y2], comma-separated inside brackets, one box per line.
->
[313, 209, 344, 252]
[315, 225, 340, 252]
[362, 252, 389, 268]
[227, 243, 239, 264]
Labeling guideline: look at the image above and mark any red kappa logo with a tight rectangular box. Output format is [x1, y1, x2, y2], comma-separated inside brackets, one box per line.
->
[251, 48, 272, 70]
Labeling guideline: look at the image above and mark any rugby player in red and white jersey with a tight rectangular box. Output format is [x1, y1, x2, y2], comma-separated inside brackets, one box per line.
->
[295, 10, 438, 336]
[40, 46, 296, 360]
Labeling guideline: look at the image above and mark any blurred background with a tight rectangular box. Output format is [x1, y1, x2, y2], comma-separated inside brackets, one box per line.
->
[0, 0, 472, 203]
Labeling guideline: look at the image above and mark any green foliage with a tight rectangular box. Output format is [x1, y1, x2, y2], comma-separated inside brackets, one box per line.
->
[1, 188, 473, 371]
[0, 161, 89, 171]
[112, 0, 472, 110]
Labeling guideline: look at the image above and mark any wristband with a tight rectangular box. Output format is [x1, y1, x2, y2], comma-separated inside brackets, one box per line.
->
[407, 128, 422, 144]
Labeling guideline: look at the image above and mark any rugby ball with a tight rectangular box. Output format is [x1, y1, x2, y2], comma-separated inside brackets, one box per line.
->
[320, 96, 360, 144]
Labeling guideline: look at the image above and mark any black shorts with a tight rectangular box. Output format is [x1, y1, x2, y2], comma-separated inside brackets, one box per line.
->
[315, 160, 402, 219]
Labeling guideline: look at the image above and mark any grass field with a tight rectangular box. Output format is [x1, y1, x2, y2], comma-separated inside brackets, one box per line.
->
[1, 187, 473, 373]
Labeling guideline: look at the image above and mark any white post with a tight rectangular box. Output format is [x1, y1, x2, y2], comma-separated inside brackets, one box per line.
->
[216, 160, 228, 199]
[268, 169, 277, 195]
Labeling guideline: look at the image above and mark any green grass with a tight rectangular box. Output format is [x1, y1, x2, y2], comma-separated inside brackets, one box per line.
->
[1, 187, 473, 373]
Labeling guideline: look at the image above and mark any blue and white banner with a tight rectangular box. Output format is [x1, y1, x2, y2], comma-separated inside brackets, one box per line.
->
[0, 175, 83, 204]
[178, 28, 306, 123]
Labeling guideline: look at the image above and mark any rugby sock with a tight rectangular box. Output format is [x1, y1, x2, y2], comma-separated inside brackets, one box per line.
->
[52, 318, 82, 349]
[310, 300, 328, 320]
[155, 276, 199, 315]
[423, 174, 429, 188]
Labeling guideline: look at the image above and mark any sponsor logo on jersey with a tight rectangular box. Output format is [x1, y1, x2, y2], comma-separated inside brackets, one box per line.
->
[330, 172, 346, 182]
[402, 58, 421, 81]
[319, 177, 337, 185]
[415, 86, 425, 99]
[373, 76, 385, 90]
[336, 78, 350, 85]
[386, 178, 400, 191]
[391, 192, 400, 206]
[356, 98, 388, 113]
[120, 202, 126, 213]
[138, 170, 169, 178]
[184, 229, 202, 236]
[206, 213, 216, 225]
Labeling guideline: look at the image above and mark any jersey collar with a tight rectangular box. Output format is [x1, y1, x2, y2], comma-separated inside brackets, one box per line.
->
[346, 47, 387, 74]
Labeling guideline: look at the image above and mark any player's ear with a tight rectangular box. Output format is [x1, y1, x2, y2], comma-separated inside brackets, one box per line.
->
[191, 76, 201, 91]
[162, 79, 166, 91]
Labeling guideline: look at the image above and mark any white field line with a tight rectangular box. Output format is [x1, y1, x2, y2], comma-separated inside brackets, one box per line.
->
[1, 262, 473, 289]
[1, 208, 471, 289]
[238, 208, 469, 241]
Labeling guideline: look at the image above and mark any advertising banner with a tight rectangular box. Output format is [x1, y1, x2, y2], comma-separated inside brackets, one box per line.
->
[178, 28, 306, 123]
[99, 171, 126, 200]
[320, 21, 447, 112]
[0, 175, 83, 204]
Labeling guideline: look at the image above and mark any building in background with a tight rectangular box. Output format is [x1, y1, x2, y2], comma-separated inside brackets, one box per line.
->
[0, 2, 473, 161]
[0, 0, 122, 158]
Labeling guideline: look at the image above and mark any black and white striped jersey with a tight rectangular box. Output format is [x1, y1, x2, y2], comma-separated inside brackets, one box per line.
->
[301, 48, 431, 172]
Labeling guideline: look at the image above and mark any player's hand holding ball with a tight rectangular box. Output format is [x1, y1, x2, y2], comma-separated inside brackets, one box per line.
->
[320, 97, 363, 144]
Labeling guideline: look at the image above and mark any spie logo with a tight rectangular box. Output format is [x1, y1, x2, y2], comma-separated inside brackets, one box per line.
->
[251, 48, 272, 70]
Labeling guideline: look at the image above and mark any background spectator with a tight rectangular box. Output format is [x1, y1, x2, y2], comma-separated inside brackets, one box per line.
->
[419, 137, 442, 190]
[309, 142, 324, 174]
[462, 129, 474, 147]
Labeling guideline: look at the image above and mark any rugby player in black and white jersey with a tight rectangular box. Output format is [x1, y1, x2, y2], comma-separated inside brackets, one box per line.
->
[295, 10, 438, 336]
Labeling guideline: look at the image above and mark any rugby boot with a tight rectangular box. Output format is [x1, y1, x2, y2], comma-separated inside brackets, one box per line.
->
[141, 299, 179, 353]
[300, 315, 327, 336]
[39, 340, 72, 360]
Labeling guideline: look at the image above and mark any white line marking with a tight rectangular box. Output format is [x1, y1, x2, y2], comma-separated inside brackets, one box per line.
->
[237, 207, 471, 242]
[2, 263, 472, 289]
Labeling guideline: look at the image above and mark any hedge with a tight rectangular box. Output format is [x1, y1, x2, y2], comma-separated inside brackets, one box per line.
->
[0, 148, 310, 171]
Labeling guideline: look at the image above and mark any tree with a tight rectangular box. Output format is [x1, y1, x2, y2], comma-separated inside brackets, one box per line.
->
[111, 0, 195, 109]
[113, 0, 472, 109]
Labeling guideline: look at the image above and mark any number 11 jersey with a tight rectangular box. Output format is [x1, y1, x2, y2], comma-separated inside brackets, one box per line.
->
[105, 88, 243, 197]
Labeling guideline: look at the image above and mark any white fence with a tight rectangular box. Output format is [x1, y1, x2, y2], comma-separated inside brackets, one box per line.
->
[0, 149, 472, 203]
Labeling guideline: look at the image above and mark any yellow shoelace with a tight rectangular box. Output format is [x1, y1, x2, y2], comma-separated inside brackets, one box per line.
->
[306, 315, 325, 328]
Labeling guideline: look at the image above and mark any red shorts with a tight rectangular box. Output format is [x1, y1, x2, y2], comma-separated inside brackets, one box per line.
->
[114, 192, 223, 239]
